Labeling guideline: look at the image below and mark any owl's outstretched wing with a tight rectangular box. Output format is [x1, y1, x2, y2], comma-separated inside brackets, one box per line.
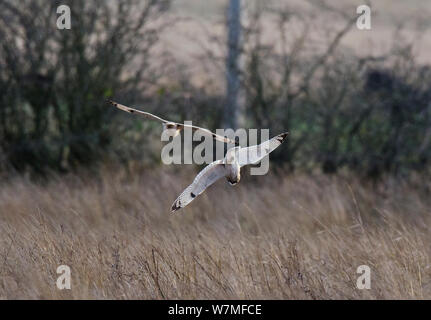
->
[237, 132, 288, 167]
[108, 100, 236, 144]
[171, 160, 226, 212]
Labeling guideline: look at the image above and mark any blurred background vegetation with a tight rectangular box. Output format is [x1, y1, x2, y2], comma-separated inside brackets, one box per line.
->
[0, 0, 430, 179]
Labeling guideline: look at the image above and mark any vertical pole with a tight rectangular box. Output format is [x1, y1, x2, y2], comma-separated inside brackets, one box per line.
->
[224, 0, 241, 130]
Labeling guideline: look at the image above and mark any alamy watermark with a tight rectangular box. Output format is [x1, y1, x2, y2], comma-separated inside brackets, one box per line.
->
[356, 265, 371, 290]
[56, 265, 71, 290]
[160, 124, 271, 175]
[56, 4, 372, 31]
[356, 5, 371, 30]
[56, 5, 71, 30]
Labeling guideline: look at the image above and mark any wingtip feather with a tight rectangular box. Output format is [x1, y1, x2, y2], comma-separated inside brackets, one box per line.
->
[106, 99, 116, 106]
[171, 200, 182, 213]
[276, 132, 289, 143]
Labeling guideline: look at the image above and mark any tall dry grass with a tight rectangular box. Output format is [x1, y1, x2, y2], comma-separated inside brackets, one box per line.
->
[0, 166, 430, 299]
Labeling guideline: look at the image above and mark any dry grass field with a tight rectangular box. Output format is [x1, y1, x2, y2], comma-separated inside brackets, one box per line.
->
[0, 167, 430, 299]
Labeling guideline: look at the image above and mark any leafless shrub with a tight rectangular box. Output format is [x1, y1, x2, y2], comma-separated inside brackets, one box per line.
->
[0, 0, 171, 173]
